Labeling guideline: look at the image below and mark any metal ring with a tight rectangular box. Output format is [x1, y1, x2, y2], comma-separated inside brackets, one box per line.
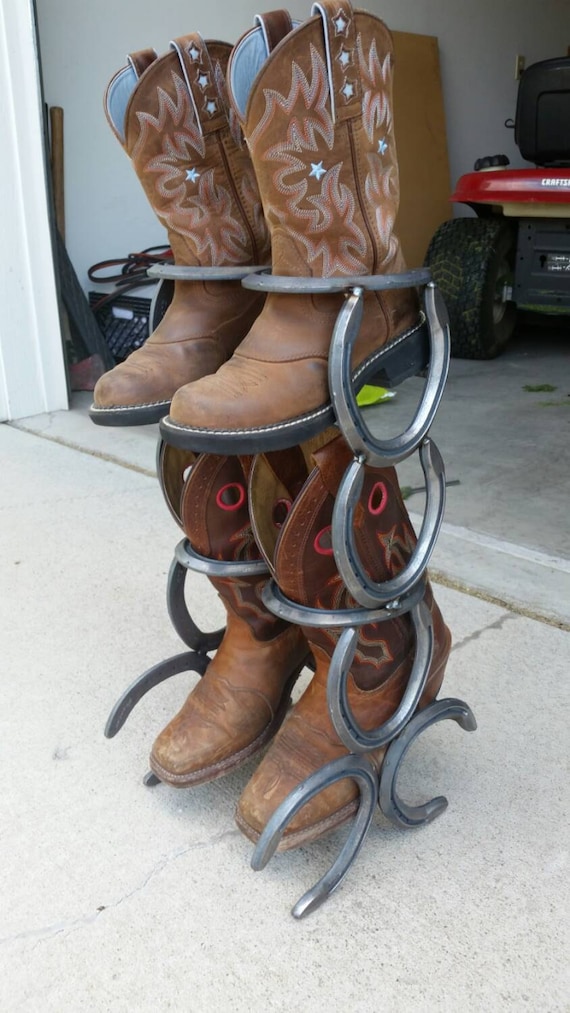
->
[241, 268, 431, 294]
[327, 599, 434, 752]
[166, 556, 224, 652]
[379, 697, 477, 828]
[329, 283, 450, 467]
[174, 538, 269, 579]
[147, 264, 268, 281]
[261, 577, 425, 629]
[251, 754, 378, 919]
[332, 439, 446, 608]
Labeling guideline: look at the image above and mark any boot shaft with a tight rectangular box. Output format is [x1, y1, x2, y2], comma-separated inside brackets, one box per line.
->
[180, 452, 289, 642]
[249, 434, 450, 688]
[105, 35, 270, 267]
[228, 0, 406, 278]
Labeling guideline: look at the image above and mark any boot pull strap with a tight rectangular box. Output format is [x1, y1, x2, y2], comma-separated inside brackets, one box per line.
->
[170, 33, 227, 136]
[126, 48, 158, 78]
[311, 0, 360, 123]
[253, 10, 293, 55]
[311, 435, 353, 497]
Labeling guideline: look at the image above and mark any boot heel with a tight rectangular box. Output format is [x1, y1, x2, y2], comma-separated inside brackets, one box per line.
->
[366, 320, 430, 389]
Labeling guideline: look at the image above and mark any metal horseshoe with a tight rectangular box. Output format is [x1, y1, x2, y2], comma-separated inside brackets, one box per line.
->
[332, 439, 446, 608]
[328, 282, 450, 467]
[251, 754, 378, 919]
[379, 697, 477, 828]
[327, 599, 434, 753]
[166, 555, 224, 653]
[261, 574, 427, 629]
[104, 650, 210, 739]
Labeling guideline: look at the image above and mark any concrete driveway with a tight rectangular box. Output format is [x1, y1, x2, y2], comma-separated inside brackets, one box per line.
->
[1, 330, 568, 1011]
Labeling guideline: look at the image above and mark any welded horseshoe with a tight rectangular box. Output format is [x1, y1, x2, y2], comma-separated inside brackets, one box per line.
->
[174, 538, 269, 579]
[332, 438, 446, 608]
[329, 282, 450, 467]
[147, 263, 268, 282]
[166, 555, 224, 653]
[379, 697, 477, 828]
[261, 575, 426, 629]
[327, 599, 434, 753]
[251, 754, 378, 919]
[104, 649, 210, 739]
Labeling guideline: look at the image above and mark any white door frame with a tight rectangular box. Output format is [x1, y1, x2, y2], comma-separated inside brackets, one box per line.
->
[0, 0, 68, 422]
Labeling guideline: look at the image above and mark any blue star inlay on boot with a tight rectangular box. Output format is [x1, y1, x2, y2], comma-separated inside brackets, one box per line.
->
[378, 137, 388, 155]
[333, 12, 349, 34]
[309, 162, 326, 181]
[186, 168, 200, 183]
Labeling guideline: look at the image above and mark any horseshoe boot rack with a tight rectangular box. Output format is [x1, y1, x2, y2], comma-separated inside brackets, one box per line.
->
[239, 267, 477, 918]
[104, 264, 476, 918]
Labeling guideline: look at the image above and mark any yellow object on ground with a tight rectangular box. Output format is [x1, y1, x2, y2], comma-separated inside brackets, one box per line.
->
[356, 385, 396, 407]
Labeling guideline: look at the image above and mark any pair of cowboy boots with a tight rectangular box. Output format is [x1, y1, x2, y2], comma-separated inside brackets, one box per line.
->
[91, 1, 419, 442]
[93, 2, 452, 849]
[152, 435, 450, 849]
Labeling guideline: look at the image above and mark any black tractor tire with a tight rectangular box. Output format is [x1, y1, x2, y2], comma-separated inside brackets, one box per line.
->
[425, 217, 517, 359]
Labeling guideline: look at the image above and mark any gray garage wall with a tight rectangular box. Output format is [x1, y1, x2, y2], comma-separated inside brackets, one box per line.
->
[36, 0, 570, 287]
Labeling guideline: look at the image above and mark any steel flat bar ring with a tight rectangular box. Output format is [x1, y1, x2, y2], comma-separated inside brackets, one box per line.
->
[174, 538, 269, 578]
[147, 264, 268, 281]
[379, 697, 477, 828]
[104, 650, 210, 738]
[327, 600, 434, 752]
[166, 557, 224, 653]
[242, 268, 431, 295]
[251, 754, 378, 919]
[329, 283, 450, 467]
[332, 439, 446, 608]
[261, 577, 425, 629]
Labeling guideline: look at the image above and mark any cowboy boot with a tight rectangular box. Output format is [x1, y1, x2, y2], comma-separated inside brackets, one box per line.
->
[235, 434, 451, 849]
[149, 449, 310, 786]
[160, 1, 422, 453]
[90, 32, 272, 426]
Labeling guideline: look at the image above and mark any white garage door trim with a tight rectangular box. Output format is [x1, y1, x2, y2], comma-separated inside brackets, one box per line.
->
[0, 0, 67, 423]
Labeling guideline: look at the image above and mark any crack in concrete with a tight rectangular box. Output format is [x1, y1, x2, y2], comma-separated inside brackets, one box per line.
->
[9, 422, 156, 480]
[451, 611, 517, 654]
[0, 828, 239, 950]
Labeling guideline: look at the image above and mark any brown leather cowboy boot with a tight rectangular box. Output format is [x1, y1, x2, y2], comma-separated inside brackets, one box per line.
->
[235, 434, 451, 849]
[149, 450, 310, 786]
[90, 33, 270, 426]
[160, 1, 422, 453]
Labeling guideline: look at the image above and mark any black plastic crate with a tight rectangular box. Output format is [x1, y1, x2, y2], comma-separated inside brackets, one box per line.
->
[88, 291, 151, 362]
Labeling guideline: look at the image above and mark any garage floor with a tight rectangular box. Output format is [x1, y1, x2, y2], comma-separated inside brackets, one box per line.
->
[1, 323, 568, 1010]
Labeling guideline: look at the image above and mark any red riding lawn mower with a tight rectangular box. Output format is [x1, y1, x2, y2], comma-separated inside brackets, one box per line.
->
[425, 56, 570, 359]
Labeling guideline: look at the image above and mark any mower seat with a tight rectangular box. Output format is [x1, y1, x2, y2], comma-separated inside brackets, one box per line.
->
[515, 57, 570, 167]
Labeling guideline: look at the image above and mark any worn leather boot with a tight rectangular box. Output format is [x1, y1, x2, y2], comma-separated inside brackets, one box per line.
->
[235, 434, 451, 849]
[90, 33, 270, 426]
[161, 1, 422, 453]
[149, 450, 310, 786]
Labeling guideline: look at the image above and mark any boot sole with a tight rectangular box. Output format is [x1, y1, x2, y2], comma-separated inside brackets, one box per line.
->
[89, 399, 171, 427]
[159, 319, 429, 453]
[147, 659, 309, 789]
[235, 652, 450, 852]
